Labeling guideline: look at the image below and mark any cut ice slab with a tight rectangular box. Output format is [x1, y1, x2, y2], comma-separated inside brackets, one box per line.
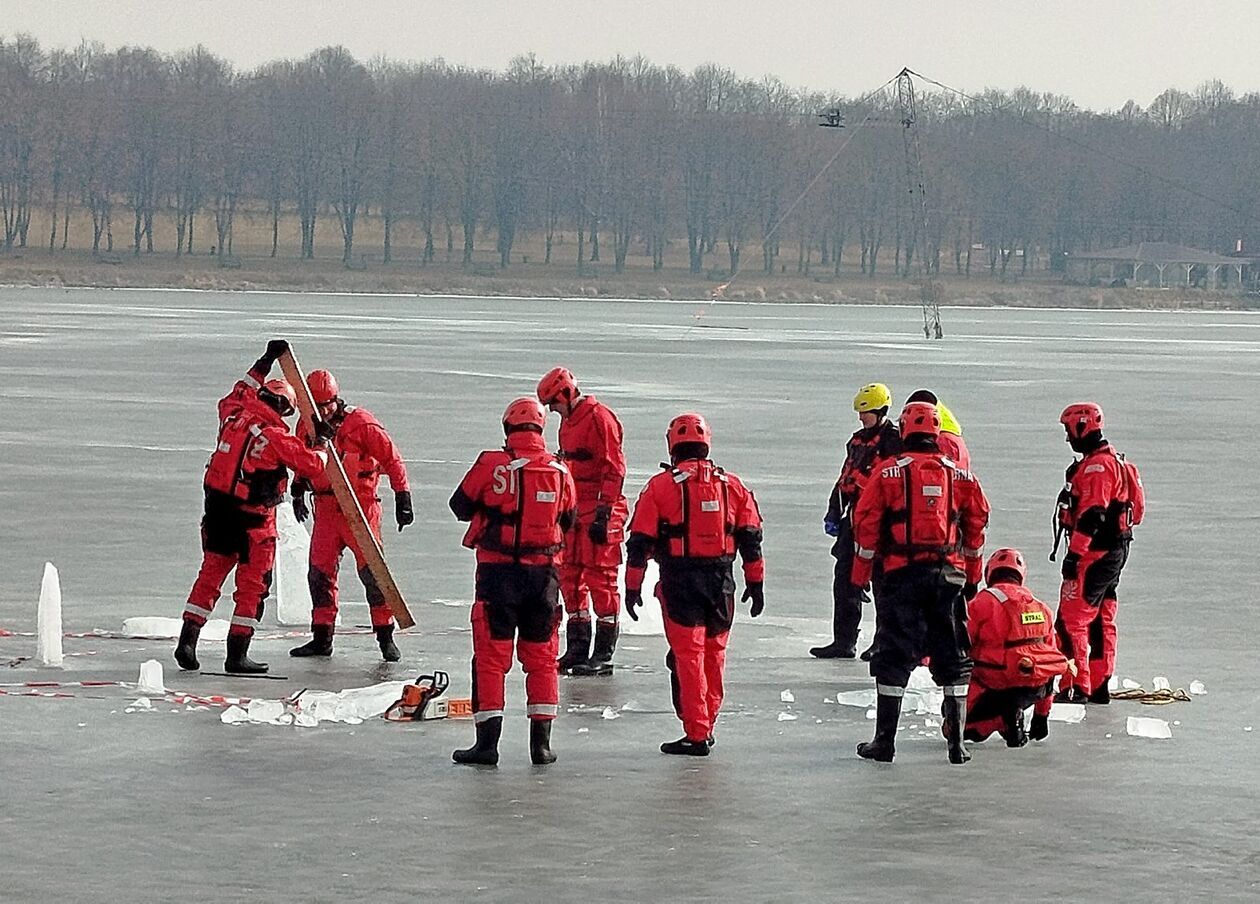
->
[1127, 716, 1172, 739]
[1189, 680, 1207, 696]
[136, 659, 166, 695]
[1049, 703, 1086, 723]
[121, 617, 229, 642]
[37, 562, 63, 667]
[616, 560, 664, 636]
[780, 689, 795, 703]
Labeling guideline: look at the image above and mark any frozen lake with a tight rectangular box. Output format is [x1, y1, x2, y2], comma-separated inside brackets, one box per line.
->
[2, 287, 1257, 901]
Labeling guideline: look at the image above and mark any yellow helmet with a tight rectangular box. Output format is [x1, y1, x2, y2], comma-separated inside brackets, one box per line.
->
[937, 401, 962, 436]
[853, 383, 892, 413]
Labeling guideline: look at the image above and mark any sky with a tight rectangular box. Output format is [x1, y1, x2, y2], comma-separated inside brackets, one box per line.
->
[5, 0, 1259, 112]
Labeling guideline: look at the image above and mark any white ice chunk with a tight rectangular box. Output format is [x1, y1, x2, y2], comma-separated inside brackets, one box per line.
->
[136, 659, 166, 695]
[617, 560, 664, 636]
[1049, 702, 1086, 723]
[294, 712, 318, 728]
[577, 727, 589, 733]
[128, 697, 153, 710]
[274, 501, 314, 625]
[780, 689, 795, 703]
[865, 709, 876, 720]
[247, 699, 284, 723]
[220, 705, 250, 724]
[1152, 676, 1171, 692]
[121, 616, 229, 641]
[37, 562, 63, 667]
[1189, 680, 1207, 696]
[620, 700, 649, 713]
[835, 689, 877, 708]
[777, 712, 798, 722]
[1127, 716, 1172, 739]
[823, 697, 835, 705]
[600, 706, 620, 720]
[1122, 678, 1142, 690]
[1108, 675, 1119, 691]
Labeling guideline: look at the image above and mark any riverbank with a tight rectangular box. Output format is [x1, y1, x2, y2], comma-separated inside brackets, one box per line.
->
[1, 248, 1252, 309]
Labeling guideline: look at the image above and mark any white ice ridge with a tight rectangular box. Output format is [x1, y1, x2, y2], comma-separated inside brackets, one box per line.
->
[121, 617, 230, 641]
[833, 668, 1087, 723]
[37, 562, 63, 667]
[616, 560, 664, 636]
[274, 501, 314, 625]
[220, 681, 408, 727]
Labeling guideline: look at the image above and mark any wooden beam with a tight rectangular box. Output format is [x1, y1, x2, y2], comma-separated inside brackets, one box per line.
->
[278, 348, 415, 629]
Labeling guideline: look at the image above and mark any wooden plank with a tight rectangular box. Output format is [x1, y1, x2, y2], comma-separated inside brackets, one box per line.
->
[278, 348, 415, 629]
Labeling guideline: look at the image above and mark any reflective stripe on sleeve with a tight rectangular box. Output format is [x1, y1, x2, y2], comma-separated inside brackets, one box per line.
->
[962, 547, 982, 558]
[856, 546, 876, 560]
[945, 684, 969, 698]
[989, 587, 1008, 603]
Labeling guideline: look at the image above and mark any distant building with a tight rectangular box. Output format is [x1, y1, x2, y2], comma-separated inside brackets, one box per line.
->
[1065, 242, 1249, 289]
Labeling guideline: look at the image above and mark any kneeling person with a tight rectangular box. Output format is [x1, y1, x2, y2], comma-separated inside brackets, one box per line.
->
[966, 548, 1072, 746]
[448, 398, 577, 766]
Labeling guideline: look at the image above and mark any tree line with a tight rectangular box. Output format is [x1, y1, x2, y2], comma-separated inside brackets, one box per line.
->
[2, 34, 1258, 278]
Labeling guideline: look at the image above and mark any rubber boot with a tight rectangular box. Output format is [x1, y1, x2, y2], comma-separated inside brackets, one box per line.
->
[856, 692, 901, 762]
[859, 645, 874, 662]
[224, 633, 269, 675]
[1055, 685, 1087, 704]
[453, 716, 502, 766]
[660, 736, 710, 757]
[942, 695, 971, 764]
[529, 719, 557, 765]
[375, 625, 401, 662]
[809, 640, 856, 659]
[1003, 707, 1029, 748]
[1088, 677, 1111, 705]
[1029, 712, 1050, 741]
[174, 620, 201, 671]
[557, 618, 592, 673]
[571, 621, 617, 676]
[289, 625, 333, 658]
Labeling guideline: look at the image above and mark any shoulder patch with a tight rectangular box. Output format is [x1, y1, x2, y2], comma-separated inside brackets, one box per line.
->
[1083, 463, 1106, 474]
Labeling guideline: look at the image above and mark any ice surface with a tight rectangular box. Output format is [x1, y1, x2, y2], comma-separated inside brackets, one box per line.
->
[121, 617, 230, 641]
[136, 659, 166, 695]
[1127, 716, 1172, 739]
[36, 562, 63, 667]
[1189, 680, 1207, 696]
[274, 502, 314, 625]
[1049, 703, 1086, 723]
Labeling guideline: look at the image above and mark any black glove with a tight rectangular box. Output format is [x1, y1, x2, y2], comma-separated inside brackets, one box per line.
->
[395, 490, 414, 532]
[625, 588, 643, 621]
[292, 489, 310, 524]
[741, 582, 765, 618]
[1029, 713, 1049, 741]
[587, 505, 611, 545]
[962, 581, 979, 602]
[1061, 552, 1080, 581]
[264, 338, 289, 362]
[313, 419, 336, 444]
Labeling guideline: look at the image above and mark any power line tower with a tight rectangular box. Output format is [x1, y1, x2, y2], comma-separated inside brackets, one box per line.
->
[897, 68, 943, 339]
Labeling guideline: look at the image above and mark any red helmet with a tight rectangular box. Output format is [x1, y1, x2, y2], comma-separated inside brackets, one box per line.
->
[899, 401, 941, 438]
[984, 547, 1027, 585]
[503, 396, 546, 431]
[1060, 402, 1103, 440]
[667, 412, 711, 452]
[537, 367, 578, 406]
[308, 369, 340, 405]
[260, 378, 297, 417]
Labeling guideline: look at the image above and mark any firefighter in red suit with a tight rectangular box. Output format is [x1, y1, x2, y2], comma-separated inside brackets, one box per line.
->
[1053, 402, 1143, 704]
[851, 401, 990, 764]
[536, 367, 629, 676]
[176, 340, 329, 675]
[624, 413, 765, 757]
[905, 388, 971, 470]
[289, 369, 413, 662]
[965, 548, 1072, 746]
[448, 398, 577, 766]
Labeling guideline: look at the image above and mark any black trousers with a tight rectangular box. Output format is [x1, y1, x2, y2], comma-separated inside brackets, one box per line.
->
[869, 562, 972, 688]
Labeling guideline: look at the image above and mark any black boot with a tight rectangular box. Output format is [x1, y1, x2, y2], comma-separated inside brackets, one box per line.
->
[224, 634, 269, 675]
[859, 645, 874, 662]
[857, 691, 902, 762]
[529, 719, 557, 765]
[1003, 707, 1029, 748]
[453, 717, 502, 766]
[375, 625, 401, 662]
[661, 736, 710, 757]
[1029, 712, 1050, 741]
[557, 619, 592, 673]
[571, 621, 617, 676]
[1055, 685, 1087, 704]
[289, 625, 334, 658]
[942, 694, 971, 764]
[1088, 677, 1111, 705]
[809, 641, 856, 659]
[174, 620, 201, 671]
